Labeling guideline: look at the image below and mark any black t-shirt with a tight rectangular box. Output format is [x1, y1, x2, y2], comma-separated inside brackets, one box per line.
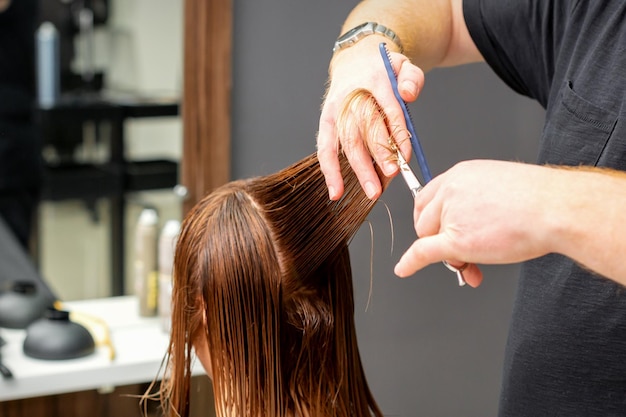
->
[464, 0, 626, 415]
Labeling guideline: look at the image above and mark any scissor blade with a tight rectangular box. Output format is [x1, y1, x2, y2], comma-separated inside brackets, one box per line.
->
[397, 151, 422, 197]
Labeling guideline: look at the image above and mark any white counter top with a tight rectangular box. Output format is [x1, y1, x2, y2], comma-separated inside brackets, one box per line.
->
[0, 296, 205, 401]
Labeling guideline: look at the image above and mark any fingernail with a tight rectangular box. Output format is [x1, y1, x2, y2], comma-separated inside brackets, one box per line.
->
[364, 181, 378, 199]
[328, 186, 337, 200]
[400, 80, 418, 97]
[383, 161, 397, 176]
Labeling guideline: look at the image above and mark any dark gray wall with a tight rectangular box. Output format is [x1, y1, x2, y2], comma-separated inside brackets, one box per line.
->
[232, 2, 545, 416]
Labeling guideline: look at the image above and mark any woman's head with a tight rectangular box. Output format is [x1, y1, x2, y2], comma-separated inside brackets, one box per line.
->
[161, 89, 395, 417]
[170, 178, 283, 415]
[162, 153, 387, 417]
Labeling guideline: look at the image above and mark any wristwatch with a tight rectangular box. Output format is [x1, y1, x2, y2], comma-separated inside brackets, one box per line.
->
[333, 22, 403, 53]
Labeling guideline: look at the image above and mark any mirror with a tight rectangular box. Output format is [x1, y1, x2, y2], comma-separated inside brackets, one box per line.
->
[36, 0, 184, 301]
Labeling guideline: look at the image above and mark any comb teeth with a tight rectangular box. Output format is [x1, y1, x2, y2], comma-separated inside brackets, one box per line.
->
[381, 43, 398, 77]
[381, 42, 417, 124]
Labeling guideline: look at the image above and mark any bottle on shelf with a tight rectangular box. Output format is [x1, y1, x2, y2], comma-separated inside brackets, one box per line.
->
[134, 208, 159, 317]
[35, 22, 60, 109]
[158, 219, 180, 332]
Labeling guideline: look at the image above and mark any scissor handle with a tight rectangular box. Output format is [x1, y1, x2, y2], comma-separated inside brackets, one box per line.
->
[443, 261, 468, 286]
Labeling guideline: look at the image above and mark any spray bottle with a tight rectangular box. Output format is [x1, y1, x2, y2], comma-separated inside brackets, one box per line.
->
[158, 219, 180, 332]
[35, 22, 60, 109]
[134, 208, 158, 317]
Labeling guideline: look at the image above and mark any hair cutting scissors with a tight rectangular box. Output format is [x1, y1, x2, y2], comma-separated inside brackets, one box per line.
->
[379, 42, 467, 286]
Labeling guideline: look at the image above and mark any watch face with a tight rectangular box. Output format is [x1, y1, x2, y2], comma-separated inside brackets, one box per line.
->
[334, 22, 375, 52]
[339, 22, 371, 41]
[334, 22, 401, 53]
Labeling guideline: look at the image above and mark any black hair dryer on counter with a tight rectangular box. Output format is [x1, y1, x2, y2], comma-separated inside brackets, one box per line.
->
[0, 282, 96, 360]
[23, 308, 95, 360]
[0, 333, 12, 378]
[0, 281, 52, 329]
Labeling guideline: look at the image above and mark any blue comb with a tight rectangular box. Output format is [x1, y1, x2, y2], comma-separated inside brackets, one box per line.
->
[379, 42, 432, 183]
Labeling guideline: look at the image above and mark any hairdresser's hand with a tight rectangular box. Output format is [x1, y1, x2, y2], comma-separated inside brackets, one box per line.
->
[394, 160, 560, 287]
[317, 38, 425, 200]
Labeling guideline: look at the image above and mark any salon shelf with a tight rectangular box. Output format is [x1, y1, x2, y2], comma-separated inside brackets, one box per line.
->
[124, 159, 178, 191]
[42, 159, 179, 201]
[37, 92, 180, 296]
[0, 296, 205, 402]
[42, 163, 121, 201]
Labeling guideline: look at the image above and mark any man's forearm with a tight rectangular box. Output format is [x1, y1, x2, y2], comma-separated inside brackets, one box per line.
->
[335, 0, 479, 72]
[549, 167, 626, 286]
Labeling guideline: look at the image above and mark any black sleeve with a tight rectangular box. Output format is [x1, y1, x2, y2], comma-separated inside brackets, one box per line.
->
[462, 0, 576, 107]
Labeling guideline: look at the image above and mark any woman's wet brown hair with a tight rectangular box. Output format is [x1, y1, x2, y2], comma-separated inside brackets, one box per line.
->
[158, 89, 395, 417]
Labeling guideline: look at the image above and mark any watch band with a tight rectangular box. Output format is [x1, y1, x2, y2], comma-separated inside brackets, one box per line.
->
[333, 22, 403, 53]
